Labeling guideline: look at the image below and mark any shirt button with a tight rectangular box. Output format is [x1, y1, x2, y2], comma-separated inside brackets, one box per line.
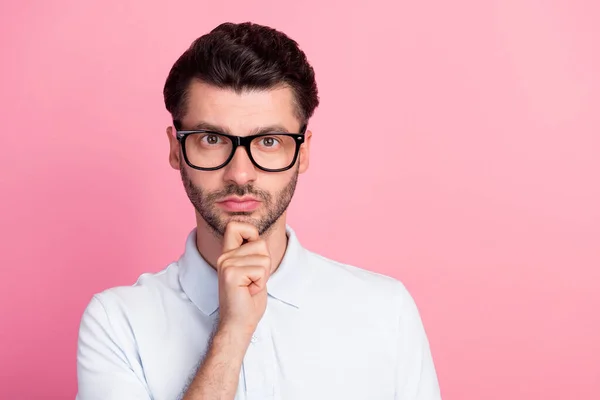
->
[251, 335, 258, 343]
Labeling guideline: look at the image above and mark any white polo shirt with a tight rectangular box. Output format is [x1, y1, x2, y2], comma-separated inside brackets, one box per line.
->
[76, 226, 441, 400]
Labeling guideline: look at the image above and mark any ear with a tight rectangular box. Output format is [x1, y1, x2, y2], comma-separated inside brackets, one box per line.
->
[166, 126, 181, 170]
[298, 129, 312, 174]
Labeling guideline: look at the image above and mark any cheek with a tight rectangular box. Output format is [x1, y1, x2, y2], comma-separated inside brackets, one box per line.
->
[186, 169, 224, 191]
[257, 171, 295, 192]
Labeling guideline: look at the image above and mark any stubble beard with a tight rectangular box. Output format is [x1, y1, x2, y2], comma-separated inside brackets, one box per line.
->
[180, 161, 298, 238]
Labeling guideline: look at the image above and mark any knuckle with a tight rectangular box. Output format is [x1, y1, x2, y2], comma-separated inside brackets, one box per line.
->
[218, 253, 235, 268]
[260, 258, 271, 274]
[217, 254, 228, 267]
[220, 258, 232, 269]
[221, 265, 237, 283]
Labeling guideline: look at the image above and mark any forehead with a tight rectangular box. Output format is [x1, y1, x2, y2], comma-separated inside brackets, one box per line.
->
[181, 79, 300, 133]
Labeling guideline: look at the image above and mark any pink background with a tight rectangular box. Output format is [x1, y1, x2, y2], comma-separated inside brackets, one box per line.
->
[1, 1, 599, 399]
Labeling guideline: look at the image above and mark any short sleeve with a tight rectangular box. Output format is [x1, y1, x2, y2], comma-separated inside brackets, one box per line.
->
[394, 284, 442, 399]
[76, 294, 152, 400]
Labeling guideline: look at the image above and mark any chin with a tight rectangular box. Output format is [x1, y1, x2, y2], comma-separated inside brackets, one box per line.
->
[222, 214, 261, 225]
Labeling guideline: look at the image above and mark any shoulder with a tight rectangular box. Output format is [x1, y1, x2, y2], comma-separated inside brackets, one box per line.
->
[304, 250, 417, 312]
[81, 262, 183, 324]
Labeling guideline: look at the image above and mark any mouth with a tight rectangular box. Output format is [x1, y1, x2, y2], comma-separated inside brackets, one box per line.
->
[215, 196, 261, 212]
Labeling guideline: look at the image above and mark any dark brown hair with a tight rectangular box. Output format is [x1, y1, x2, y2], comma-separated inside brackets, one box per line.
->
[163, 22, 319, 129]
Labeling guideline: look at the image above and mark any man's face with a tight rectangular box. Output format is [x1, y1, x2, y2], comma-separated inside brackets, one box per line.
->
[167, 80, 311, 237]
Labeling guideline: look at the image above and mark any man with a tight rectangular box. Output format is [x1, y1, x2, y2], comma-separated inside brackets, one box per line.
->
[76, 22, 441, 400]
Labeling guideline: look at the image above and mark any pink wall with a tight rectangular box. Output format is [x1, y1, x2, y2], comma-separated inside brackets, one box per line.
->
[1, 1, 599, 399]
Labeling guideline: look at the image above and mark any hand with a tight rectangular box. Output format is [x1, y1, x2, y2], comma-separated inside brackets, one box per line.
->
[216, 221, 272, 337]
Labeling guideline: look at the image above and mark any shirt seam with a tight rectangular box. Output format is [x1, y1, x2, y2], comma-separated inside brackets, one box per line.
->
[94, 292, 154, 398]
[132, 264, 173, 287]
[309, 251, 400, 283]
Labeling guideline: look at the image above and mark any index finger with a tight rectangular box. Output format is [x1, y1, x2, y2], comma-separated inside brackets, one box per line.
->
[222, 221, 260, 253]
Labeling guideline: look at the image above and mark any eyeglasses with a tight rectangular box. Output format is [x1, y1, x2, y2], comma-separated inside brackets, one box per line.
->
[176, 125, 307, 172]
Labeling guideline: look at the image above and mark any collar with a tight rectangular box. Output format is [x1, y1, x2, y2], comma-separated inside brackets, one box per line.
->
[178, 225, 313, 316]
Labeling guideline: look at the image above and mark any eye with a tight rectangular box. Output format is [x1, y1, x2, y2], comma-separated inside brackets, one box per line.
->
[205, 134, 220, 145]
[260, 136, 279, 147]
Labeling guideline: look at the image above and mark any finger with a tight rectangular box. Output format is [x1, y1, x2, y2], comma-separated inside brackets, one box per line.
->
[220, 261, 270, 290]
[217, 242, 266, 272]
[226, 240, 270, 258]
[219, 255, 271, 276]
[222, 222, 260, 253]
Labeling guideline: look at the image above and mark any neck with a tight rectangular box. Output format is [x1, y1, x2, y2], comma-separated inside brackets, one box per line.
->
[194, 214, 289, 274]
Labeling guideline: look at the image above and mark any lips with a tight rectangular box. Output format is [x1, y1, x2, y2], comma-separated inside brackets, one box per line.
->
[216, 196, 261, 212]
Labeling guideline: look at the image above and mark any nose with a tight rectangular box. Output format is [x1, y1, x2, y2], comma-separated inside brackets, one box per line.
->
[222, 146, 258, 186]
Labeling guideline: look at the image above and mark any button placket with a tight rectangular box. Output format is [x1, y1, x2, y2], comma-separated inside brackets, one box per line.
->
[241, 308, 275, 399]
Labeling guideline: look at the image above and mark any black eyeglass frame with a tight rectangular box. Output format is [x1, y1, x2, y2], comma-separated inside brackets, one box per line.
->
[175, 124, 307, 172]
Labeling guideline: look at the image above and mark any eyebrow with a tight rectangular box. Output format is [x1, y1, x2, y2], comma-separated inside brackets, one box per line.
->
[188, 121, 292, 135]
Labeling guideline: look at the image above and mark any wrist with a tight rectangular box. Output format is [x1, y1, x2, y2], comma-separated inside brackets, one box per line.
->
[213, 323, 254, 353]
[217, 319, 256, 340]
